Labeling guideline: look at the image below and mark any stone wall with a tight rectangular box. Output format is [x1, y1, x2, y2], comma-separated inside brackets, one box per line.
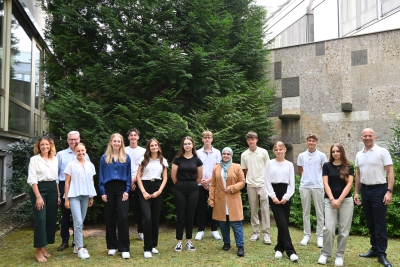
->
[268, 29, 400, 163]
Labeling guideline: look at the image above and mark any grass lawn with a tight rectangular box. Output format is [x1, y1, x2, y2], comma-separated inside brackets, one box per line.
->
[0, 222, 398, 267]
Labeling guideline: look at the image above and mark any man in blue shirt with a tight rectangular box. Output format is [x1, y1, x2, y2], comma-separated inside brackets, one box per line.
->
[57, 131, 90, 251]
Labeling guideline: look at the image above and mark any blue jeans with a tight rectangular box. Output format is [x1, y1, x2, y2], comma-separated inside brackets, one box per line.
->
[219, 215, 244, 247]
[69, 195, 89, 248]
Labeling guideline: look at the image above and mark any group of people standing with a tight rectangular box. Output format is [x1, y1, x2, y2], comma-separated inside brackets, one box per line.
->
[27, 128, 394, 267]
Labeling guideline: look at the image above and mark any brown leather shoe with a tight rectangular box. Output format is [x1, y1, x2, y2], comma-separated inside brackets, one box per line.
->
[58, 242, 69, 251]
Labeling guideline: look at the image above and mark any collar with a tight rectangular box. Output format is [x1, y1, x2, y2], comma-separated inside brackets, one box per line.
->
[362, 144, 376, 153]
[307, 149, 318, 156]
[199, 146, 215, 153]
[66, 147, 75, 154]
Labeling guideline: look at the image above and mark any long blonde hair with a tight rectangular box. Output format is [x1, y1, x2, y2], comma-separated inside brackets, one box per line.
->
[105, 133, 127, 164]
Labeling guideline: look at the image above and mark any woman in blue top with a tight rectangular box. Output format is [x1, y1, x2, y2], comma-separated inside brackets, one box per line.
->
[64, 143, 96, 259]
[99, 133, 131, 259]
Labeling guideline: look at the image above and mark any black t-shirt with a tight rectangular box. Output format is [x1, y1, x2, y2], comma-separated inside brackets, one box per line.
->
[322, 162, 354, 199]
[173, 156, 203, 181]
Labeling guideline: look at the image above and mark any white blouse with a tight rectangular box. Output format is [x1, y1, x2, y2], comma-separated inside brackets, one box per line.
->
[138, 156, 168, 180]
[64, 159, 97, 198]
[27, 155, 58, 186]
[264, 159, 295, 201]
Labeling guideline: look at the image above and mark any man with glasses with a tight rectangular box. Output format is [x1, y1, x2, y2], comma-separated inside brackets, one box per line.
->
[57, 131, 90, 251]
[195, 131, 222, 241]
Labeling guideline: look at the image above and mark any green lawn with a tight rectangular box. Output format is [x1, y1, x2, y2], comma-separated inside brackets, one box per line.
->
[0, 223, 398, 266]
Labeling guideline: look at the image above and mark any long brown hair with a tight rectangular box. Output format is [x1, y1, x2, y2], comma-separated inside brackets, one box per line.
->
[329, 143, 351, 182]
[140, 139, 165, 172]
[175, 136, 197, 158]
[33, 136, 56, 158]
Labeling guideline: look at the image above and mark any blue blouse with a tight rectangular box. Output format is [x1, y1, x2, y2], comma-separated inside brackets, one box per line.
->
[99, 154, 131, 195]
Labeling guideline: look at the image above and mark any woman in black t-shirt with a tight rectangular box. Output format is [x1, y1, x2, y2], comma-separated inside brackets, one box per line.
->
[171, 136, 203, 252]
[318, 143, 354, 267]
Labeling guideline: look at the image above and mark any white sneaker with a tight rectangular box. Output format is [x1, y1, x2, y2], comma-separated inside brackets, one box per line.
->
[263, 234, 271, 244]
[275, 251, 283, 259]
[108, 249, 118, 256]
[317, 237, 323, 248]
[77, 248, 90, 259]
[300, 235, 310, 246]
[290, 254, 299, 262]
[318, 255, 328, 265]
[249, 233, 260, 242]
[186, 241, 196, 251]
[334, 257, 344, 266]
[138, 232, 144, 241]
[151, 247, 159, 254]
[195, 231, 204, 240]
[144, 251, 152, 258]
[211, 231, 221, 240]
[174, 242, 182, 252]
[121, 252, 130, 259]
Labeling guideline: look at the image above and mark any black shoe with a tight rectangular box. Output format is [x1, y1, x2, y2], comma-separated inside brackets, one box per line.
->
[58, 242, 69, 251]
[378, 255, 392, 267]
[359, 249, 378, 258]
[222, 243, 231, 251]
[237, 246, 244, 257]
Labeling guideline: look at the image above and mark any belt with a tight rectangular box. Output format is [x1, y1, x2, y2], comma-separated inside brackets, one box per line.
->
[143, 179, 162, 182]
[361, 183, 387, 189]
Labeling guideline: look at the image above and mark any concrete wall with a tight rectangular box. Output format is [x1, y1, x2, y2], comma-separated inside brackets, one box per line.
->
[267, 29, 400, 164]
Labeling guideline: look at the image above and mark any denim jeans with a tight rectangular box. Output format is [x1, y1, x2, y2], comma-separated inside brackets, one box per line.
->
[69, 195, 89, 248]
[219, 215, 244, 247]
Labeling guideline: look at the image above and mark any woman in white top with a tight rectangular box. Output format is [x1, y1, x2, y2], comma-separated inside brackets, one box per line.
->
[136, 139, 168, 258]
[27, 136, 60, 263]
[264, 141, 298, 262]
[64, 143, 97, 259]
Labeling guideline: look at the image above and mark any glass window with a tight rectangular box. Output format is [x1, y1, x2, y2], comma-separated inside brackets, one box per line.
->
[35, 46, 41, 109]
[34, 113, 40, 136]
[10, 13, 32, 106]
[9, 101, 30, 133]
[0, 0, 4, 129]
[0, 157, 4, 203]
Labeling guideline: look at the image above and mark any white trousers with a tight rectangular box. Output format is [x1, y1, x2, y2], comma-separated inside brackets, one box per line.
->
[299, 187, 324, 237]
[247, 186, 270, 234]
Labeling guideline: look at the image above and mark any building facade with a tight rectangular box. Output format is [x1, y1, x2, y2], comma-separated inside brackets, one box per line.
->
[0, 0, 48, 213]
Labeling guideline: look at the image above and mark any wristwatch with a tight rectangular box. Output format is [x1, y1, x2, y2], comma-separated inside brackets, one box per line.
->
[387, 189, 393, 193]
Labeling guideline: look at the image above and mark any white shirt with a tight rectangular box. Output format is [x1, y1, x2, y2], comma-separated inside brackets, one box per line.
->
[355, 144, 393, 185]
[264, 159, 295, 200]
[64, 159, 97, 198]
[125, 146, 146, 179]
[240, 147, 270, 187]
[27, 155, 58, 186]
[56, 147, 90, 182]
[197, 146, 221, 184]
[138, 156, 168, 181]
[297, 149, 327, 188]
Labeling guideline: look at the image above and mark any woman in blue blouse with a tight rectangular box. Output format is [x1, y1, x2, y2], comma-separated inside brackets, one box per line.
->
[99, 133, 131, 259]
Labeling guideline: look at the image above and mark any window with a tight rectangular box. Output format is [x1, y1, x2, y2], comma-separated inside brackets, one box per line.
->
[0, 0, 4, 129]
[341, 0, 378, 36]
[0, 156, 4, 203]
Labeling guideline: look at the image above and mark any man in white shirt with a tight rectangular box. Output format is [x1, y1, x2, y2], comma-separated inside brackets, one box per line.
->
[241, 131, 271, 244]
[354, 128, 394, 267]
[194, 131, 222, 241]
[125, 128, 146, 241]
[57, 131, 90, 251]
[297, 133, 327, 248]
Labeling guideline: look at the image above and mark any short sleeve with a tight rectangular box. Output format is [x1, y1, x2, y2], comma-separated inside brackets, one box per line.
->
[297, 153, 303, 167]
[89, 162, 96, 177]
[163, 158, 169, 168]
[64, 162, 73, 176]
[172, 158, 179, 166]
[382, 148, 393, 166]
[240, 153, 247, 169]
[196, 157, 203, 167]
[348, 165, 354, 176]
[322, 162, 329, 176]
[138, 156, 145, 165]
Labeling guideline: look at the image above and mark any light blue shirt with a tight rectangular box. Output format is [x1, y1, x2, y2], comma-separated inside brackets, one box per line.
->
[56, 147, 90, 182]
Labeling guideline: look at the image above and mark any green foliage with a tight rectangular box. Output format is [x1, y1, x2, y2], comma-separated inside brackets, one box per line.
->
[42, 0, 274, 224]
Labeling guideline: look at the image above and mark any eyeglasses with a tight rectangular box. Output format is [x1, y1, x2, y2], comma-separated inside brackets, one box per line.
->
[68, 138, 79, 142]
[183, 143, 192, 146]
[222, 153, 231, 156]
[203, 136, 212, 140]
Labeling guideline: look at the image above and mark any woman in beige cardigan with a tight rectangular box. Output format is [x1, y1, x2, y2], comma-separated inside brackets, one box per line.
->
[209, 147, 245, 257]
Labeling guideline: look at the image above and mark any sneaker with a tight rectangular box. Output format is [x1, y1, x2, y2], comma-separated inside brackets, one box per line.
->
[263, 234, 271, 245]
[108, 249, 118, 256]
[195, 231, 204, 241]
[211, 231, 221, 240]
[186, 241, 196, 251]
[174, 242, 182, 252]
[290, 254, 299, 262]
[300, 235, 310, 246]
[222, 243, 231, 251]
[121, 252, 130, 259]
[77, 248, 90, 259]
[249, 233, 260, 242]
[144, 251, 152, 258]
[138, 232, 144, 241]
[334, 257, 344, 266]
[275, 251, 283, 259]
[151, 247, 159, 254]
[317, 237, 323, 248]
[73, 246, 78, 254]
[318, 255, 328, 265]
